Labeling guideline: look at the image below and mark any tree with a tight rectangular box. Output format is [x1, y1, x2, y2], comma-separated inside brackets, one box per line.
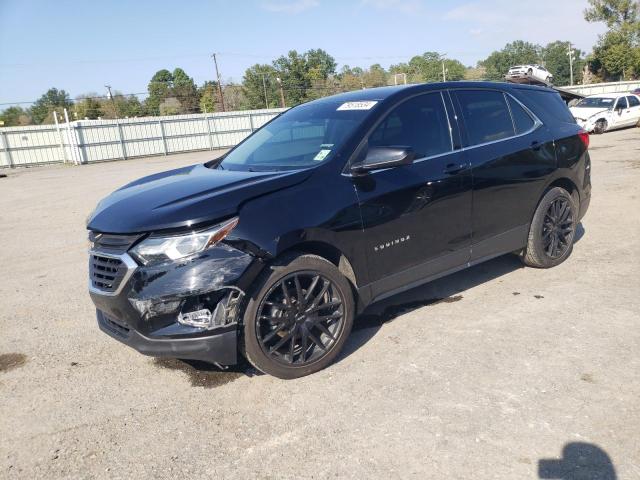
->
[100, 93, 144, 118]
[199, 81, 219, 113]
[584, 0, 639, 33]
[74, 94, 103, 119]
[543, 41, 585, 85]
[172, 68, 200, 113]
[0, 106, 31, 126]
[159, 97, 182, 116]
[305, 48, 337, 80]
[242, 64, 280, 109]
[271, 49, 337, 105]
[338, 65, 365, 91]
[146, 69, 173, 115]
[584, 0, 640, 79]
[29, 88, 73, 124]
[479, 41, 542, 80]
[390, 53, 465, 83]
[273, 50, 313, 105]
[362, 64, 388, 87]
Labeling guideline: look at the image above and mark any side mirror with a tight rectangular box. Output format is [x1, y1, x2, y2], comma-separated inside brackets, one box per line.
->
[351, 146, 415, 175]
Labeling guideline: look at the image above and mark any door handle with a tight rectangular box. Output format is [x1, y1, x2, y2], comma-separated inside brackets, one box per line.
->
[443, 163, 466, 175]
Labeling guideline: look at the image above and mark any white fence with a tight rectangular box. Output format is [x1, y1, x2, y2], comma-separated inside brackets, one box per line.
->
[562, 80, 640, 96]
[0, 108, 286, 168]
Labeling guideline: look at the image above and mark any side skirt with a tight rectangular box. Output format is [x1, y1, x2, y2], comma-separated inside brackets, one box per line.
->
[357, 224, 528, 310]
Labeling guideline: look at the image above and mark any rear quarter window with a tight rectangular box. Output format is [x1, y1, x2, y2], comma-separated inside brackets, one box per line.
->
[518, 89, 576, 125]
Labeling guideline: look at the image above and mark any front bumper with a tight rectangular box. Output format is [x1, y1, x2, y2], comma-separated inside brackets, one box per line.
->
[97, 310, 238, 364]
[89, 242, 263, 365]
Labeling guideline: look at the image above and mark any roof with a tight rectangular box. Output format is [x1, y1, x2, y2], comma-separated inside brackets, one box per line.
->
[312, 81, 553, 105]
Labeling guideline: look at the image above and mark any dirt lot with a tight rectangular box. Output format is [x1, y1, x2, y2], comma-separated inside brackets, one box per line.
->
[1, 128, 639, 479]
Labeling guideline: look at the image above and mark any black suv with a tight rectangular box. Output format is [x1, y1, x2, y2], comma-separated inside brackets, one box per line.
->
[87, 82, 591, 379]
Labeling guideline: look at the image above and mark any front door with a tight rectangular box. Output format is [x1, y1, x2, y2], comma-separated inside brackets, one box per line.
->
[352, 91, 472, 300]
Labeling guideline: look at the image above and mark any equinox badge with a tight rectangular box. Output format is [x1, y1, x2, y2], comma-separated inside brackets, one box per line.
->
[374, 235, 411, 252]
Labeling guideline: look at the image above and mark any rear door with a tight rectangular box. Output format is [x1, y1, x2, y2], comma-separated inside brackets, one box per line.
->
[625, 95, 640, 126]
[352, 91, 472, 299]
[451, 88, 557, 261]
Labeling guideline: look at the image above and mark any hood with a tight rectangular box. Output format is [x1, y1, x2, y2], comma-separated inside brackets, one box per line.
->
[569, 106, 610, 120]
[87, 163, 312, 233]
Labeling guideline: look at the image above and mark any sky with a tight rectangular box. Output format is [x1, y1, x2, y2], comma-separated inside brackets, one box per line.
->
[0, 0, 607, 106]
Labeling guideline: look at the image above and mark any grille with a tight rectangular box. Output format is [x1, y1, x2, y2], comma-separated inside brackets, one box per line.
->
[89, 253, 132, 294]
[89, 232, 141, 254]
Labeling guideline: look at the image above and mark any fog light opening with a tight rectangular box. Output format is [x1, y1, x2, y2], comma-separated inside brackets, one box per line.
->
[178, 309, 213, 329]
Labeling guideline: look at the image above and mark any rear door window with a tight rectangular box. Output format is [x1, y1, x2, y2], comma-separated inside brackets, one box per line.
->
[368, 92, 452, 159]
[454, 90, 515, 146]
[520, 90, 576, 124]
[507, 96, 536, 134]
[626, 96, 640, 107]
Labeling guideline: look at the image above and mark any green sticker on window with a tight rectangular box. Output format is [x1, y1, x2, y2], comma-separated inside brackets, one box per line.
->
[313, 149, 331, 161]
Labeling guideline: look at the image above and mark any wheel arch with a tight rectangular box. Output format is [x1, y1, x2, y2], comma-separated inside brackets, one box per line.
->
[530, 177, 580, 224]
[548, 177, 580, 205]
[278, 241, 359, 290]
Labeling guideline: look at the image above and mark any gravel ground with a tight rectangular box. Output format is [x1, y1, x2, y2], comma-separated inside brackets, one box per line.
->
[1, 128, 639, 479]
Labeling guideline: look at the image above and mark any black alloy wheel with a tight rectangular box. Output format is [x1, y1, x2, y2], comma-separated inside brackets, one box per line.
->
[242, 253, 355, 379]
[542, 197, 574, 259]
[522, 187, 577, 268]
[256, 272, 345, 366]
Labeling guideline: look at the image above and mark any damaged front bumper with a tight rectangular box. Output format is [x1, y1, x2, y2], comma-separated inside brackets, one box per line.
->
[89, 242, 263, 365]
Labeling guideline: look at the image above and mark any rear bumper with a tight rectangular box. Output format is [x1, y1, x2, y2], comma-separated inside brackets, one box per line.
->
[578, 188, 591, 221]
[97, 309, 238, 364]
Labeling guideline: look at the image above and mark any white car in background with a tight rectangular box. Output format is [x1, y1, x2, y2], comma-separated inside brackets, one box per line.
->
[570, 93, 640, 134]
[507, 64, 553, 83]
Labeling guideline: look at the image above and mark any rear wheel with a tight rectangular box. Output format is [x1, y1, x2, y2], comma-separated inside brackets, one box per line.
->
[522, 187, 577, 268]
[593, 119, 608, 134]
[545, 76, 552, 84]
[242, 254, 354, 379]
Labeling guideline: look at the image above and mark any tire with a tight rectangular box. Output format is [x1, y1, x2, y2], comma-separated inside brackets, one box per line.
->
[522, 187, 577, 268]
[242, 253, 355, 379]
[593, 119, 607, 134]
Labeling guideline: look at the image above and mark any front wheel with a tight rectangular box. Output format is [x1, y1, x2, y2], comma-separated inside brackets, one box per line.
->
[522, 187, 577, 268]
[242, 254, 354, 379]
[593, 119, 608, 134]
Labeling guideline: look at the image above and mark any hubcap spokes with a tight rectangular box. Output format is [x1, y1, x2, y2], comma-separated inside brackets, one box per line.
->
[542, 198, 574, 259]
[257, 272, 344, 366]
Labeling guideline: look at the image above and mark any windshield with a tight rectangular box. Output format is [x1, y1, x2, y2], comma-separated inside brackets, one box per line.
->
[575, 97, 615, 109]
[218, 100, 375, 172]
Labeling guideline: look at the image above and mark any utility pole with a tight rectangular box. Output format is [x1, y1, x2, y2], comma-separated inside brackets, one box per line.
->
[105, 84, 118, 118]
[567, 43, 575, 86]
[276, 77, 286, 108]
[437, 53, 448, 82]
[260, 74, 269, 108]
[211, 53, 226, 112]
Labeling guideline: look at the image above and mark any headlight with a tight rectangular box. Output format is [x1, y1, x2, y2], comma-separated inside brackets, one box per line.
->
[130, 217, 239, 265]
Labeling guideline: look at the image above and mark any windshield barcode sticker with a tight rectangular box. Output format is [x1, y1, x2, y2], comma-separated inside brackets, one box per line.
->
[337, 101, 378, 111]
[314, 149, 331, 161]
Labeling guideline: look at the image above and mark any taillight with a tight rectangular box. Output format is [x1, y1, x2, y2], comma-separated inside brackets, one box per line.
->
[578, 129, 589, 149]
